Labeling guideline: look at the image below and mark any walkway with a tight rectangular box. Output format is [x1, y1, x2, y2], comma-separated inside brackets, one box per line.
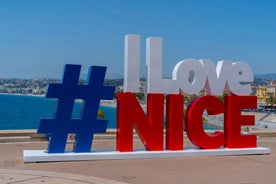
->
[0, 169, 126, 184]
[0, 134, 276, 184]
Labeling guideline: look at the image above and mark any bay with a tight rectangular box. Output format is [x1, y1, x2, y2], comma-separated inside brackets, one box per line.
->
[0, 94, 116, 130]
[0, 94, 214, 130]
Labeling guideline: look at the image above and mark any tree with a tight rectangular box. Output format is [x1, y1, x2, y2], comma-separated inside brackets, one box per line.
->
[217, 91, 229, 103]
[98, 109, 105, 119]
[135, 92, 145, 101]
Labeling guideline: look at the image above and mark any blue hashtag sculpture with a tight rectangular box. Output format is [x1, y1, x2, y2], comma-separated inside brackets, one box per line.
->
[37, 64, 115, 153]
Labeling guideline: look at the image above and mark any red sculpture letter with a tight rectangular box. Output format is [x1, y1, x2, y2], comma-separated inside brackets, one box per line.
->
[116, 92, 164, 152]
[166, 94, 184, 150]
[224, 96, 257, 148]
[185, 96, 224, 149]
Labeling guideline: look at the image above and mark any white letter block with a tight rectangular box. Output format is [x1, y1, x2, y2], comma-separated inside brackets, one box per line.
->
[124, 34, 140, 92]
[202, 60, 229, 96]
[146, 37, 178, 94]
[227, 62, 253, 95]
[173, 59, 206, 95]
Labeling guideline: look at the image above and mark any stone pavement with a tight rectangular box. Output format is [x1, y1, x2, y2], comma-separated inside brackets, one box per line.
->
[0, 135, 276, 184]
[0, 169, 126, 184]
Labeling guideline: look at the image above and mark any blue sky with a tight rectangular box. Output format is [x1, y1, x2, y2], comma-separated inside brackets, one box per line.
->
[0, 0, 275, 78]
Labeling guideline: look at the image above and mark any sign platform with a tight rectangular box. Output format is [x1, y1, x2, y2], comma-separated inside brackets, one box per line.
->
[24, 147, 270, 163]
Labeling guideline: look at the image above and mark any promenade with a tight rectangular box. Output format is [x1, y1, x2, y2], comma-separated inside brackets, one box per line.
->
[205, 112, 276, 130]
[0, 131, 276, 184]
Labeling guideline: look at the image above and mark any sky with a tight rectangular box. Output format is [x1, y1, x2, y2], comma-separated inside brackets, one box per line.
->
[0, 0, 275, 79]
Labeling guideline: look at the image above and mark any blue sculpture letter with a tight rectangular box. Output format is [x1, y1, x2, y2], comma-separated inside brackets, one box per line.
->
[37, 64, 115, 153]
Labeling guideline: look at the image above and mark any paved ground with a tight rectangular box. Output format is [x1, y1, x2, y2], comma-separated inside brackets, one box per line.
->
[0, 169, 126, 184]
[0, 136, 276, 184]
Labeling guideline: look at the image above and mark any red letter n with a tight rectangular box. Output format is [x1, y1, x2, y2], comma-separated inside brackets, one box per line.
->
[116, 92, 164, 152]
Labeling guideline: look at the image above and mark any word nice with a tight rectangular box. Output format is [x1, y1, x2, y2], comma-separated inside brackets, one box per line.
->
[117, 93, 257, 151]
[124, 34, 253, 95]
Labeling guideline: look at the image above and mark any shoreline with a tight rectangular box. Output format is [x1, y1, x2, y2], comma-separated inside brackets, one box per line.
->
[0, 93, 117, 107]
[0, 92, 45, 98]
[1, 93, 276, 131]
[204, 112, 276, 131]
[100, 100, 117, 108]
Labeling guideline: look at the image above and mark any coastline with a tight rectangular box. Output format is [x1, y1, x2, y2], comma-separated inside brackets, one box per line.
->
[100, 100, 117, 108]
[204, 112, 276, 131]
[1, 93, 276, 131]
[0, 92, 45, 98]
[0, 93, 117, 107]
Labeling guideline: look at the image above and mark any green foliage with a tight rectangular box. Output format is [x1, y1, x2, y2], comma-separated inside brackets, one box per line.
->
[184, 95, 198, 104]
[135, 92, 145, 100]
[267, 96, 276, 104]
[217, 91, 229, 103]
[98, 109, 105, 119]
[202, 116, 208, 125]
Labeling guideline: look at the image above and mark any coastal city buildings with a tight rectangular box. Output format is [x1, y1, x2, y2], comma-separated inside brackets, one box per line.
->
[254, 86, 266, 102]
[0, 77, 276, 105]
[253, 80, 276, 108]
[266, 80, 276, 99]
[0, 78, 59, 95]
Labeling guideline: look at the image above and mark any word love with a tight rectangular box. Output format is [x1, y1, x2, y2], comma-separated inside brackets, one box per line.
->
[117, 93, 257, 152]
[124, 34, 253, 95]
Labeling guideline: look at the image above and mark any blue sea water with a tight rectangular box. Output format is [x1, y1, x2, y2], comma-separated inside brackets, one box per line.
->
[0, 94, 214, 130]
[0, 94, 116, 130]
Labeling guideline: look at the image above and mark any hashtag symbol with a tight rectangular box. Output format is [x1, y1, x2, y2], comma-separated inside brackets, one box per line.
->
[37, 64, 115, 153]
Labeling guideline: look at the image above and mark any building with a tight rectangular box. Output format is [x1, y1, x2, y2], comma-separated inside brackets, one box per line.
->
[266, 80, 276, 98]
[251, 86, 257, 96]
[256, 86, 266, 102]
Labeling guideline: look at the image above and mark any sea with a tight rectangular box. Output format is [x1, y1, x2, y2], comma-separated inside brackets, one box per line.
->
[0, 94, 116, 130]
[0, 94, 214, 130]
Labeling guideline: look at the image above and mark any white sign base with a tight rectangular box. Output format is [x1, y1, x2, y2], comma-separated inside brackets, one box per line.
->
[24, 147, 270, 163]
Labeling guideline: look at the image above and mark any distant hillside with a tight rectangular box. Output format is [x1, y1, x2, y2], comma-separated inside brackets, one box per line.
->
[253, 73, 276, 86]
[79, 72, 276, 87]
[254, 73, 276, 80]
[80, 73, 123, 80]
